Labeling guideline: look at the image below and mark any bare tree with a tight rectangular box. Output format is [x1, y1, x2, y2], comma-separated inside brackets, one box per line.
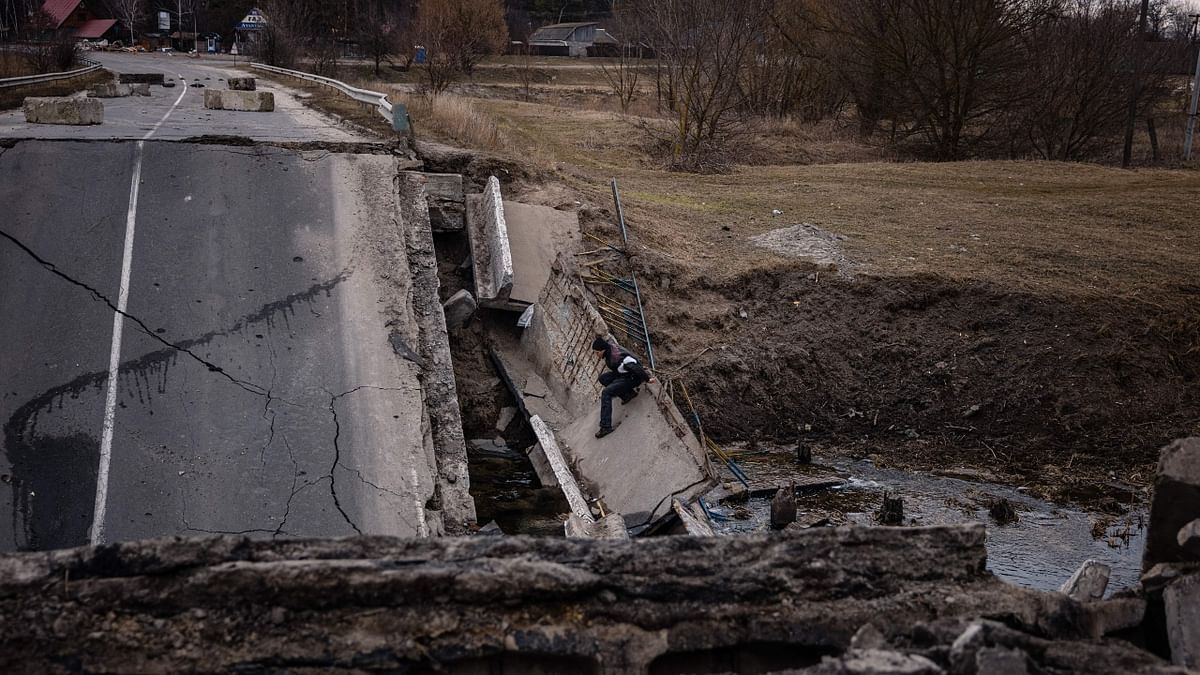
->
[258, 0, 308, 67]
[413, 0, 507, 92]
[105, 0, 145, 46]
[829, 0, 1052, 159]
[597, 1, 642, 114]
[354, 0, 399, 77]
[636, 0, 769, 171]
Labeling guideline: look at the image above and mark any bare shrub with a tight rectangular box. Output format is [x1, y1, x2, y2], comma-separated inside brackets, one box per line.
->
[597, 1, 643, 115]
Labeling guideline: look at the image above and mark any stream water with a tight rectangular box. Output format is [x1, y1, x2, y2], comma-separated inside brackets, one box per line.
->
[709, 448, 1146, 595]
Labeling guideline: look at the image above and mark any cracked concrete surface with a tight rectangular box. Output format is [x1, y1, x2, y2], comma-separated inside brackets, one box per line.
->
[1, 140, 455, 550]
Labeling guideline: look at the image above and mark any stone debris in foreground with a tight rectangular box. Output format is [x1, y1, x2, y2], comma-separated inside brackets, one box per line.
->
[1144, 437, 1200, 571]
[0, 526, 1177, 674]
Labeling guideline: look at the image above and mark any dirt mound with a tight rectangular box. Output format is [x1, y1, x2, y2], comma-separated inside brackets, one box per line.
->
[653, 265, 1200, 502]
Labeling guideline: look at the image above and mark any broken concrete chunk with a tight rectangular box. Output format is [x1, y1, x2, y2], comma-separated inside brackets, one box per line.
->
[838, 649, 943, 675]
[565, 512, 627, 539]
[949, 622, 986, 674]
[1060, 559, 1110, 602]
[463, 176, 514, 306]
[974, 647, 1029, 675]
[442, 289, 476, 328]
[770, 484, 797, 529]
[1165, 573, 1200, 668]
[494, 406, 517, 434]
[203, 89, 275, 112]
[1082, 596, 1146, 639]
[1178, 519, 1200, 558]
[22, 97, 102, 125]
[851, 624, 888, 651]
[1144, 438, 1200, 571]
[227, 77, 256, 91]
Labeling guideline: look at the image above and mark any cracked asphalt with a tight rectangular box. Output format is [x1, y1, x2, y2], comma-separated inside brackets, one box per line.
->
[0, 57, 439, 551]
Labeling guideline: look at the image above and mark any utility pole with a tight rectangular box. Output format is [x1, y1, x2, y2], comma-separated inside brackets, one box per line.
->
[1185, 15, 1200, 161]
[1122, 0, 1150, 168]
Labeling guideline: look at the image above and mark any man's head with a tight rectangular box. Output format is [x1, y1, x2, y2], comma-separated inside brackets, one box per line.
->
[592, 336, 609, 357]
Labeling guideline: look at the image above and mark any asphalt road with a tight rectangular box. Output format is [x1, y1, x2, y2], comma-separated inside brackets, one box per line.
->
[0, 53, 363, 142]
[0, 55, 441, 551]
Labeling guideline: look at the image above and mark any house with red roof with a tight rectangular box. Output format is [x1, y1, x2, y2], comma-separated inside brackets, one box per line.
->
[40, 0, 118, 40]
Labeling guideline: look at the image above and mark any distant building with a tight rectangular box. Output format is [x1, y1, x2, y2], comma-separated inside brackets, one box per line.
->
[527, 22, 616, 57]
[39, 0, 117, 40]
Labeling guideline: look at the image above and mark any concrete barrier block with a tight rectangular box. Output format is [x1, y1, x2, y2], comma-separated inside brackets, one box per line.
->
[227, 77, 256, 91]
[1144, 438, 1200, 571]
[203, 89, 275, 112]
[88, 83, 133, 98]
[118, 73, 164, 85]
[130, 83, 151, 96]
[22, 97, 102, 125]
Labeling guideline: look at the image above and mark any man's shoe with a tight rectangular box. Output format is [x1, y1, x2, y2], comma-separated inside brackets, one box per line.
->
[595, 427, 614, 438]
[619, 389, 639, 405]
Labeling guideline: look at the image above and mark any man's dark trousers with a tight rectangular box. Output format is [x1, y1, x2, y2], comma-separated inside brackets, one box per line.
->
[598, 371, 637, 430]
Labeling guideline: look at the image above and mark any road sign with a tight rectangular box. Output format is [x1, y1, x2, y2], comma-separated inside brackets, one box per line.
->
[158, 11, 170, 31]
[238, 8, 265, 30]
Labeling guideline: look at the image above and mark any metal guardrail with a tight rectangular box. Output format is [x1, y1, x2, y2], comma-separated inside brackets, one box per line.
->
[249, 62, 393, 124]
[0, 57, 102, 89]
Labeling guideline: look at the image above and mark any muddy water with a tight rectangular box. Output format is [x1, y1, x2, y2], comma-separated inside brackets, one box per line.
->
[466, 438, 569, 536]
[710, 449, 1146, 595]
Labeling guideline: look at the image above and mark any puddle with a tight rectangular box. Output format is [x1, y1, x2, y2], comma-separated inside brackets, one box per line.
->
[466, 438, 568, 536]
[709, 448, 1146, 595]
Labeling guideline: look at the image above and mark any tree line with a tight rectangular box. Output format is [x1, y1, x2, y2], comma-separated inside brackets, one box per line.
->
[616, 0, 1199, 169]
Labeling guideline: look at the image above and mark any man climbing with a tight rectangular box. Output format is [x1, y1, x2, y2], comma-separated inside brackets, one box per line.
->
[592, 336, 652, 438]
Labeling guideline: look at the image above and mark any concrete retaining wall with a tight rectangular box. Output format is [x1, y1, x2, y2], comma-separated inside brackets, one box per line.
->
[203, 89, 275, 112]
[464, 176, 514, 307]
[22, 96, 102, 125]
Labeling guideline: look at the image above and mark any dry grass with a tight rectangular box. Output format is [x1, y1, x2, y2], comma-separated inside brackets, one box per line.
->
[344, 59, 1200, 304]
[391, 92, 510, 153]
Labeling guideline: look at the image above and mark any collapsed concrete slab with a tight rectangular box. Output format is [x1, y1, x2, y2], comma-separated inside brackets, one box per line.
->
[407, 171, 465, 232]
[395, 172, 477, 534]
[227, 77, 256, 91]
[502, 200, 581, 306]
[0, 527, 1174, 674]
[1143, 437, 1200, 571]
[492, 256, 716, 534]
[22, 96, 102, 125]
[464, 176, 514, 307]
[203, 89, 275, 112]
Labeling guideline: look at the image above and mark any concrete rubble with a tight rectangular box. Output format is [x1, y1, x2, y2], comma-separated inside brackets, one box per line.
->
[1178, 518, 1200, 557]
[442, 288, 476, 328]
[1059, 559, 1110, 602]
[0, 525, 1179, 674]
[202, 89, 275, 112]
[409, 171, 465, 232]
[22, 96, 102, 125]
[1164, 573, 1200, 668]
[1143, 437, 1200, 570]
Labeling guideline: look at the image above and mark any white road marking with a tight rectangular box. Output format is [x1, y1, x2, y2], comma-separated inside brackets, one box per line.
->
[90, 78, 188, 545]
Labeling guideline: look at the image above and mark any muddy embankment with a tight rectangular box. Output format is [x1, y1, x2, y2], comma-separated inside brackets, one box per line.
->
[645, 264, 1200, 502]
